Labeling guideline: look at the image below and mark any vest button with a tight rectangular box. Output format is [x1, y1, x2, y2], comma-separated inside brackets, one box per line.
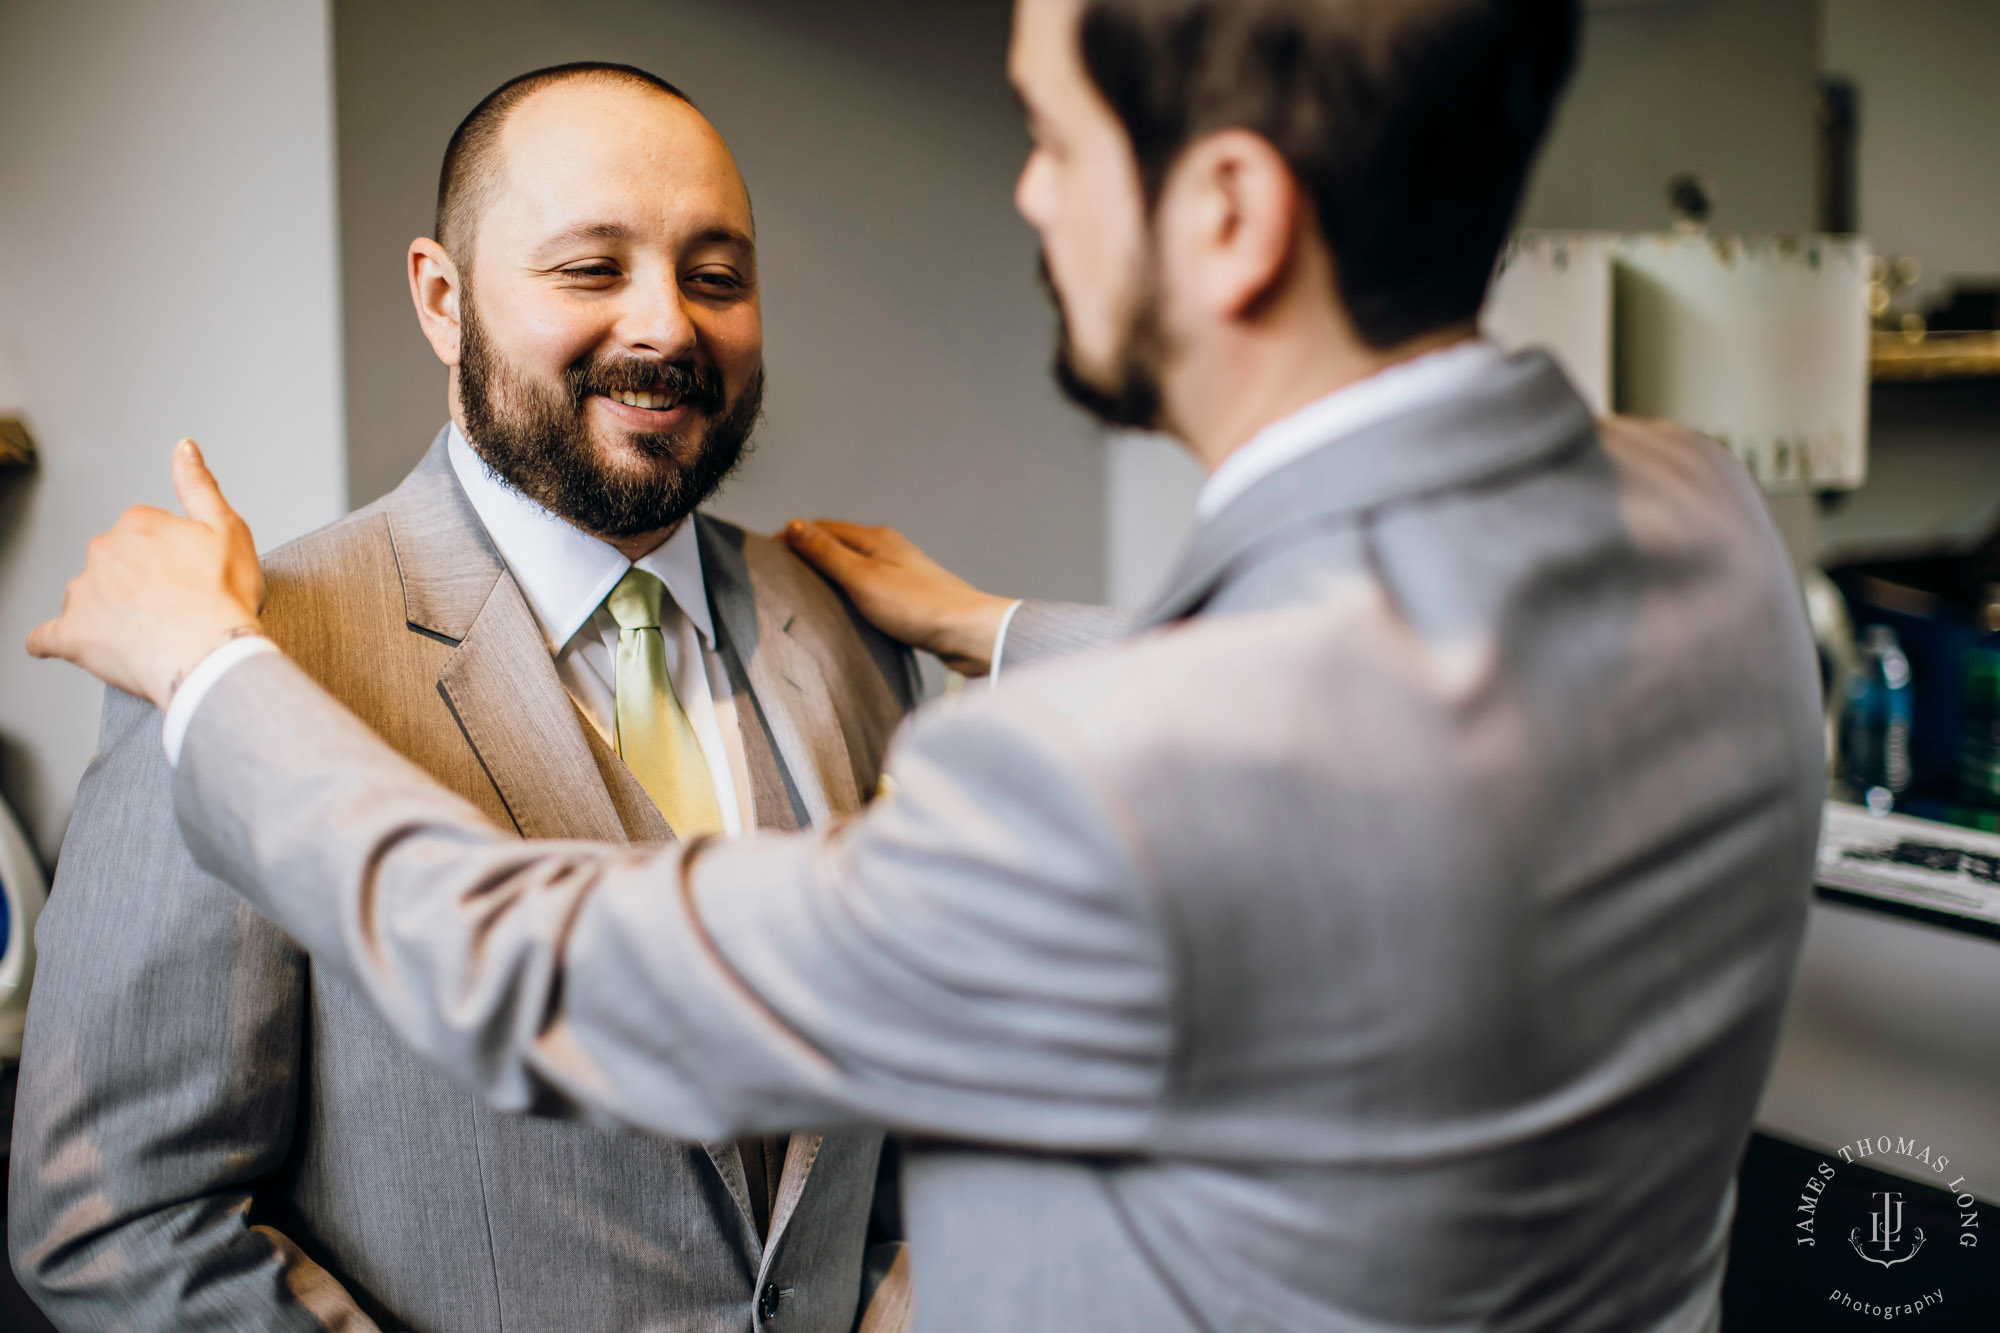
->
[758, 1282, 786, 1321]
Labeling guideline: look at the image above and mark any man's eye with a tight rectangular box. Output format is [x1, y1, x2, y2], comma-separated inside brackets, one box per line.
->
[563, 265, 621, 279]
[689, 273, 743, 292]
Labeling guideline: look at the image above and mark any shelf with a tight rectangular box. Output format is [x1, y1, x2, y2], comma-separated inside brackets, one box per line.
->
[1816, 800, 2000, 942]
[1870, 330, 2000, 382]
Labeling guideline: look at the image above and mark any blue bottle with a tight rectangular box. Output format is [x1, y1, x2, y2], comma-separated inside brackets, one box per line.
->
[1841, 624, 1914, 815]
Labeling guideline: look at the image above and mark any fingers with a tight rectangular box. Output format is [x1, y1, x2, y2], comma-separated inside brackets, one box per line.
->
[805, 519, 900, 558]
[170, 439, 239, 533]
[783, 520, 871, 585]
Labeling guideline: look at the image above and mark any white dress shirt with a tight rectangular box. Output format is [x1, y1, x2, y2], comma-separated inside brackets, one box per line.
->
[163, 426, 756, 838]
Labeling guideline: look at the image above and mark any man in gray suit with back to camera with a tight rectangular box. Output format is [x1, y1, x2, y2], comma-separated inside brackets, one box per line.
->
[29, 1, 1827, 1329]
[10, 64, 915, 1332]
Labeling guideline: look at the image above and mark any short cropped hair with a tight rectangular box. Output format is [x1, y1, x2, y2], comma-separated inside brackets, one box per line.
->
[1077, 0, 1578, 348]
[435, 62, 695, 265]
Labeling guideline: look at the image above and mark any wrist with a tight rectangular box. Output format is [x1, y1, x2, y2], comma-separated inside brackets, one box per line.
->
[157, 620, 266, 711]
[934, 592, 1015, 677]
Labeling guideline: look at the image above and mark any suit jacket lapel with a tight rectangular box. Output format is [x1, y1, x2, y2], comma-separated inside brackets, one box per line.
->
[577, 709, 674, 843]
[385, 433, 626, 844]
[763, 1131, 824, 1262]
[698, 517, 861, 822]
[436, 590, 630, 843]
[1142, 350, 1596, 629]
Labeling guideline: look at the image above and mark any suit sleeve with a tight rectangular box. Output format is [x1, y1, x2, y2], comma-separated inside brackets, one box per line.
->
[995, 601, 1135, 675]
[7, 687, 379, 1331]
[172, 650, 1171, 1150]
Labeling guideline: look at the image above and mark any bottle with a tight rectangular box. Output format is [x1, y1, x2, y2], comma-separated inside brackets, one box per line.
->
[1841, 624, 1913, 816]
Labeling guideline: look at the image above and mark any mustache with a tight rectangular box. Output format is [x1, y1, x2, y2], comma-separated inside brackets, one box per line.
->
[568, 358, 727, 413]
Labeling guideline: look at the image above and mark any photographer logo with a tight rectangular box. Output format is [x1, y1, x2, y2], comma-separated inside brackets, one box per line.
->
[1790, 1134, 1980, 1321]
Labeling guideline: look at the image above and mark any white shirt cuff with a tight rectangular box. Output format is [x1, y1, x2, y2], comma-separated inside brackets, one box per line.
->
[162, 636, 281, 766]
[987, 599, 1025, 687]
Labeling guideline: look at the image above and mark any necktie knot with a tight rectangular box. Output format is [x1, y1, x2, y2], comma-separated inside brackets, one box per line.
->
[607, 567, 665, 631]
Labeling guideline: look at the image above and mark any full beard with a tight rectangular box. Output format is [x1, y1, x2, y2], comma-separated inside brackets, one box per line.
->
[1041, 251, 1167, 433]
[457, 291, 764, 539]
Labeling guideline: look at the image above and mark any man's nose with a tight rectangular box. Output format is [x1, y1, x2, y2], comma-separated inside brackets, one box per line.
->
[616, 279, 700, 360]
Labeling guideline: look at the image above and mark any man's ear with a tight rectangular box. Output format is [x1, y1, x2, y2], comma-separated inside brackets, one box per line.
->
[1159, 129, 1304, 322]
[408, 238, 465, 368]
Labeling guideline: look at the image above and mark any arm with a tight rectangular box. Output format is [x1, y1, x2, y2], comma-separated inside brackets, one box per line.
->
[992, 601, 1135, 675]
[170, 648, 1169, 1148]
[7, 687, 378, 1331]
[27, 444, 1167, 1147]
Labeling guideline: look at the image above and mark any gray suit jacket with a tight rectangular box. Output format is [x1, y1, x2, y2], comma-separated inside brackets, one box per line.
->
[156, 354, 1821, 1331]
[9, 436, 917, 1332]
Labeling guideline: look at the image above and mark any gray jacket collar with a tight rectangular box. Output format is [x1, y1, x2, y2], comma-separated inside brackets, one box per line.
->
[1141, 350, 1595, 628]
[698, 519, 863, 822]
[384, 428, 508, 642]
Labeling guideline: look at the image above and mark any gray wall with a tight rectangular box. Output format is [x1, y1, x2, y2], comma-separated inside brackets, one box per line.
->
[1522, 0, 1820, 235]
[334, 0, 1103, 612]
[0, 0, 346, 861]
[1823, 0, 2000, 309]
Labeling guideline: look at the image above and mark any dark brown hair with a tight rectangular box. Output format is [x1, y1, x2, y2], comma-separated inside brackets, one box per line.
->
[434, 62, 695, 265]
[1077, 0, 1578, 347]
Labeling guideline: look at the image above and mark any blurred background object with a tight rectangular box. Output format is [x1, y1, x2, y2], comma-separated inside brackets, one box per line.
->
[0, 419, 35, 472]
[0, 795, 43, 1063]
[1484, 229, 1872, 497]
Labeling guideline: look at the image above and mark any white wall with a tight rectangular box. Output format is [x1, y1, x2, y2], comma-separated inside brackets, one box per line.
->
[0, 0, 347, 861]
[333, 0, 1104, 619]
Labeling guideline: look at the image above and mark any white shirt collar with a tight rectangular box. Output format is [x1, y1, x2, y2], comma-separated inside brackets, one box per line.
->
[1195, 339, 1505, 521]
[446, 423, 715, 654]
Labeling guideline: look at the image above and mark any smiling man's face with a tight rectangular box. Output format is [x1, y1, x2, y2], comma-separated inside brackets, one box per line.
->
[443, 78, 764, 540]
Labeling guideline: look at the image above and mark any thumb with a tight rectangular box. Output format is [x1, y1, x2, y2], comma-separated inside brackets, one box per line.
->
[171, 439, 236, 531]
[25, 616, 66, 662]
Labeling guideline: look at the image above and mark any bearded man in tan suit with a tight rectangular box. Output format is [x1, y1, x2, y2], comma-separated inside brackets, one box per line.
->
[9, 63, 914, 1332]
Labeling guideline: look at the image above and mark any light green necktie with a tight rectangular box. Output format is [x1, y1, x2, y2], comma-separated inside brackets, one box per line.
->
[605, 568, 723, 839]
